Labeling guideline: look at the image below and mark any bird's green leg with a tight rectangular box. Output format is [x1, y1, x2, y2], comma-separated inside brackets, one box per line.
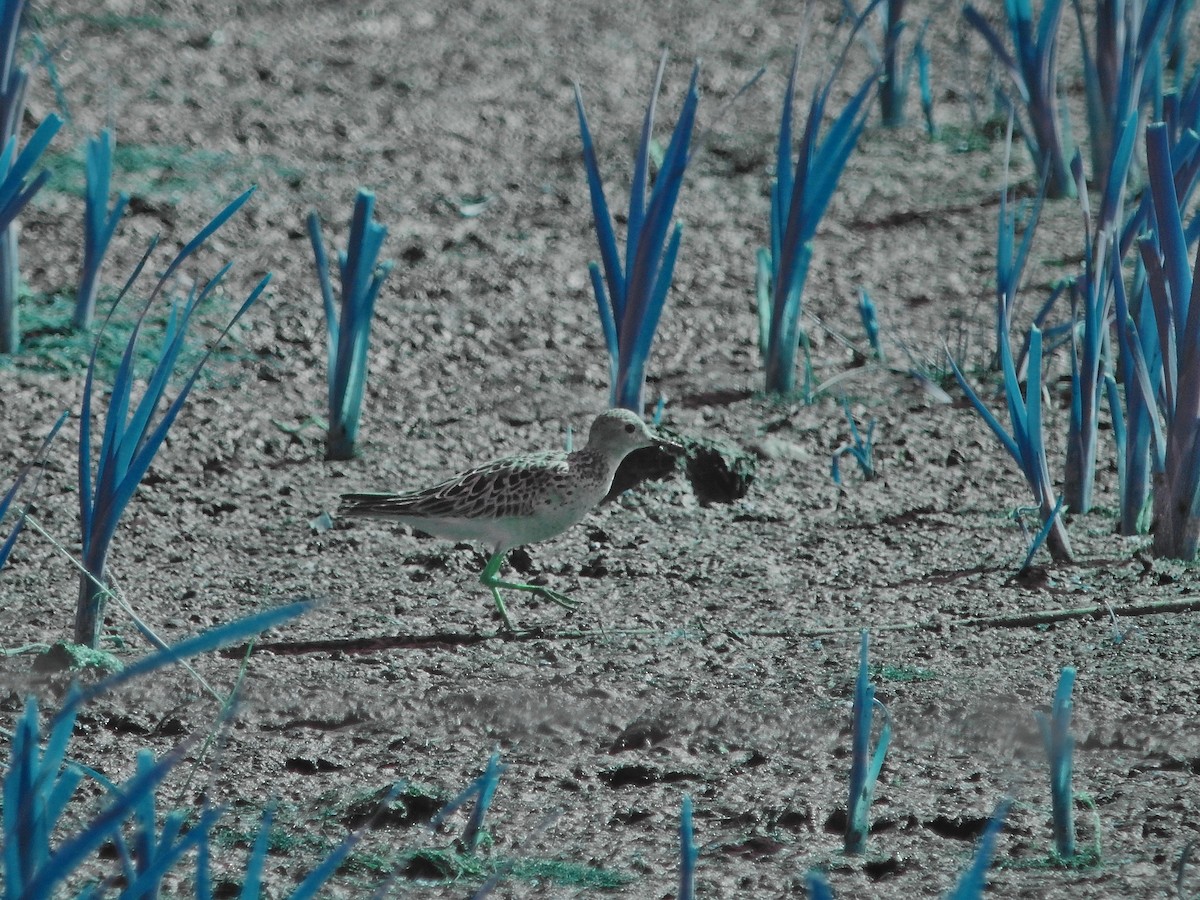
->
[487, 583, 516, 631]
[479, 552, 582, 625]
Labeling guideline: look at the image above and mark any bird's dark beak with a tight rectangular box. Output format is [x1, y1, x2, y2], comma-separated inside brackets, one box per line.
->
[654, 434, 686, 457]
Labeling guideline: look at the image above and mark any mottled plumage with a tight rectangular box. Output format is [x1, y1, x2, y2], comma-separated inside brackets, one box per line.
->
[340, 409, 679, 629]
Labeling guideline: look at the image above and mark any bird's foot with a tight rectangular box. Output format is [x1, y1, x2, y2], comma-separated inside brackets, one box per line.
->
[533, 586, 582, 611]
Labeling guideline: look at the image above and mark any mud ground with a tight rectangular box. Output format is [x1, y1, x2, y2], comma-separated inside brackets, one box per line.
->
[1, 1, 1198, 896]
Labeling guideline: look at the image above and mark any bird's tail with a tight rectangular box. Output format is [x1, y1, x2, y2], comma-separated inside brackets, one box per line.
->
[339, 492, 411, 519]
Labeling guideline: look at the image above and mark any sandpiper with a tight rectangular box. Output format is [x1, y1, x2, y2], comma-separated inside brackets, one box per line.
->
[340, 408, 680, 629]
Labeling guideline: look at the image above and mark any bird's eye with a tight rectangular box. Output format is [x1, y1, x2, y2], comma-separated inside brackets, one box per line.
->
[625, 423, 636, 433]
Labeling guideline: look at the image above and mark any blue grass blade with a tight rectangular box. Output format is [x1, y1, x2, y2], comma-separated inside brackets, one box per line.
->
[132, 749, 156, 879]
[83, 235, 181, 523]
[72, 599, 313, 708]
[4, 701, 45, 893]
[78, 366, 97, 560]
[196, 819, 214, 900]
[340, 191, 376, 298]
[774, 244, 815, 383]
[431, 748, 507, 851]
[776, 49, 799, 214]
[846, 629, 889, 855]
[1098, 111, 1139, 232]
[756, 249, 772, 358]
[153, 810, 190, 869]
[306, 210, 339, 364]
[574, 85, 626, 326]
[1179, 245, 1200, 396]
[948, 354, 1023, 463]
[0, 133, 13, 175]
[765, 28, 873, 394]
[1023, 327, 1051, 501]
[241, 804, 275, 899]
[916, 36, 935, 135]
[804, 75, 877, 226]
[1113, 263, 1163, 531]
[1107, 364, 1126, 464]
[0, 113, 61, 230]
[1034, 0, 1064, 70]
[97, 289, 160, 463]
[1072, 0, 1103, 167]
[589, 262, 619, 402]
[777, 91, 822, 300]
[111, 275, 269, 529]
[0, 410, 67, 570]
[0, 0, 22, 85]
[679, 794, 697, 900]
[1005, 187, 1046, 314]
[286, 835, 360, 900]
[997, 187, 1013, 306]
[946, 799, 1012, 899]
[1034, 666, 1076, 859]
[857, 290, 883, 361]
[321, 190, 391, 458]
[807, 871, 835, 899]
[619, 221, 682, 409]
[6, 702, 34, 884]
[769, 121, 810, 356]
[621, 64, 699, 355]
[1139, 240, 1178, 418]
[3, 113, 60, 186]
[328, 191, 390, 446]
[1021, 495, 1065, 570]
[362, 262, 394, 309]
[462, 749, 505, 851]
[158, 187, 256, 287]
[998, 325, 1030, 465]
[1136, 0, 1175, 66]
[115, 291, 203, 477]
[866, 697, 891, 783]
[0, 514, 23, 568]
[77, 128, 128, 329]
[629, 62, 699, 268]
[1147, 123, 1190, 333]
[628, 50, 667, 269]
[963, 7, 1021, 88]
[111, 300, 186, 485]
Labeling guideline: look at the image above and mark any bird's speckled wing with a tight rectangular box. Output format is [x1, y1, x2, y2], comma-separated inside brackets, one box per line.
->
[340, 451, 570, 521]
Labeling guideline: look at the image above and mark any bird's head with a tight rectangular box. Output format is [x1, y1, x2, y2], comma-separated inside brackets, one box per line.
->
[584, 408, 683, 460]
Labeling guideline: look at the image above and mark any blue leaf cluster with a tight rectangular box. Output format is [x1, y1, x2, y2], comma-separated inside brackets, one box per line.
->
[575, 52, 699, 413]
[2, 602, 317, 899]
[431, 747, 507, 852]
[963, 0, 1074, 198]
[950, 137, 1073, 565]
[845, 629, 891, 855]
[307, 188, 394, 460]
[76, 189, 270, 647]
[1122, 122, 1200, 557]
[759, 35, 877, 396]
